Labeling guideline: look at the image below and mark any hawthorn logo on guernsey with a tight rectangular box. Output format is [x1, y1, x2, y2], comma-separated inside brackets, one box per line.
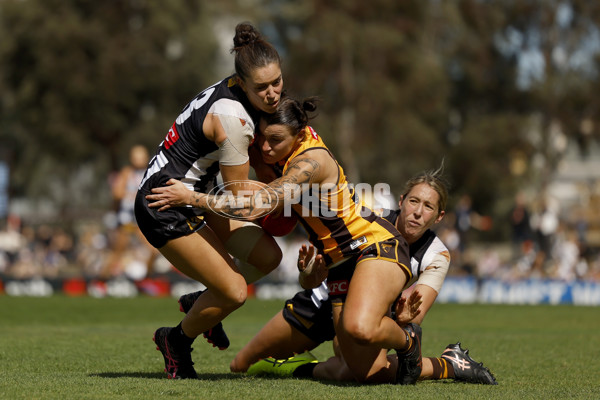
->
[207, 180, 277, 220]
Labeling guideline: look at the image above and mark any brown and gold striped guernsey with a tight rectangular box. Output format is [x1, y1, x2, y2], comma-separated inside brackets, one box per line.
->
[278, 126, 400, 266]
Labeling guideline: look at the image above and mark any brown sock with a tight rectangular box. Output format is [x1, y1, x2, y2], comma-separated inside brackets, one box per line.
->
[427, 357, 455, 379]
[397, 328, 413, 353]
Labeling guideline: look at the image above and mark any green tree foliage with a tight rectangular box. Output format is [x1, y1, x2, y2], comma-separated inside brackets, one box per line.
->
[260, 0, 599, 230]
[0, 0, 218, 217]
[262, 0, 450, 189]
[1, 0, 599, 240]
[255, 1, 527, 211]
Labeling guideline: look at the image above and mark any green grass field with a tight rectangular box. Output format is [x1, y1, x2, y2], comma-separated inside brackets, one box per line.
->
[0, 295, 599, 400]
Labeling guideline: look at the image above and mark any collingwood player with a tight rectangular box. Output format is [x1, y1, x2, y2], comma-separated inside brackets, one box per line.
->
[135, 22, 284, 380]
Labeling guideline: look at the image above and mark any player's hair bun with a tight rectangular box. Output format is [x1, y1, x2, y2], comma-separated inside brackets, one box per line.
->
[232, 22, 261, 50]
[302, 98, 318, 114]
[230, 22, 280, 80]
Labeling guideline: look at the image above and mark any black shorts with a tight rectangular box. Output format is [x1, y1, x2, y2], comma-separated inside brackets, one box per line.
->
[328, 236, 411, 306]
[327, 256, 358, 306]
[134, 189, 207, 248]
[282, 287, 335, 344]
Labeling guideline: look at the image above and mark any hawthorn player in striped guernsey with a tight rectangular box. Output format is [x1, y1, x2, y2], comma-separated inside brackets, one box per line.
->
[179, 168, 496, 385]
[234, 172, 496, 384]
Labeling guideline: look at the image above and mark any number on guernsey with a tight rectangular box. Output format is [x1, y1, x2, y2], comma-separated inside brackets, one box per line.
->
[139, 81, 220, 188]
[176, 82, 219, 124]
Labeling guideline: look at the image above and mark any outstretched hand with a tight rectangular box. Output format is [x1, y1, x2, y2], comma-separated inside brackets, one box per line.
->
[145, 179, 196, 212]
[297, 244, 328, 289]
[395, 289, 423, 325]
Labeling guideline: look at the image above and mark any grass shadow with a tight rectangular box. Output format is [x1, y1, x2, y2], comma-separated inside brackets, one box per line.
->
[91, 372, 248, 380]
[246, 374, 460, 387]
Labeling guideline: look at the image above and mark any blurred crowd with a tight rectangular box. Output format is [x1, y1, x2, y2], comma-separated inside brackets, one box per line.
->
[1, 145, 600, 285]
[0, 213, 163, 281]
[1, 191, 600, 285]
[436, 192, 600, 283]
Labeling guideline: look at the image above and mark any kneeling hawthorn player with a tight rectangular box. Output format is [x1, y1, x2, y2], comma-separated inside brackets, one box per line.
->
[181, 168, 497, 385]
[243, 169, 496, 384]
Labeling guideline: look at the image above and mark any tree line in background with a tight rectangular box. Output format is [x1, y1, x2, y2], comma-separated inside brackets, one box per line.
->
[1, 0, 599, 241]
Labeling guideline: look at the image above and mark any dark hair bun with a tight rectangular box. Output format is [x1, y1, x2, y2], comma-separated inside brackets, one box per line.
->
[233, 22, 260, 49]
[302, 98, 318, 113]
[302, 97, 317, 112]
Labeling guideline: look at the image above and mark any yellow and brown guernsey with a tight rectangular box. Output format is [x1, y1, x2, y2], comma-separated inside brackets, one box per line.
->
[278, 126, 401, 266]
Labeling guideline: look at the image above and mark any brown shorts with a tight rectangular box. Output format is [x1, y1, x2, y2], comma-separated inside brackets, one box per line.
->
[327, 236, 411, 306]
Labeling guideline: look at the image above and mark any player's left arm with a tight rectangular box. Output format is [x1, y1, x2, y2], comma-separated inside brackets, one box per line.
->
[145, 151, 324, 218]
[407, 284, 438, 326]
[398, 247, 451, 326]
[202, 154, 320, 219]
[297, 244, 328, 289]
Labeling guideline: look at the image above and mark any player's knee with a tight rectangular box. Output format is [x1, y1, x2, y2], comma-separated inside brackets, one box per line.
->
[226, 225, 282, 276]
[219, 279, 248, 311]
[261, 240, 282, 272]
[248, 234, 282, 274]
[229, 286, 248, 309]
[343, 319, 376, 346]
